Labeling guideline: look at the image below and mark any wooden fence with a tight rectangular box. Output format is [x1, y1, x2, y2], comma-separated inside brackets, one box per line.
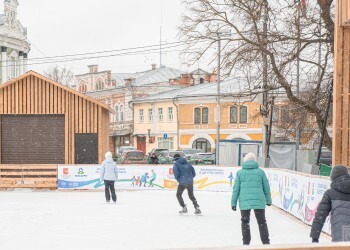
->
[0, 165, 57, 189]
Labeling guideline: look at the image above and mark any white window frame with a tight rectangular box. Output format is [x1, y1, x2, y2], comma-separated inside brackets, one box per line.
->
[139, 109, 144, 123]
[148, 108, 153, 123]
[157, 137, 174, 149]
[168, 107, 173, 122]
[120, 105, 124, 122]
[114, 105, 119, 122]
[158, 108, 163, 122]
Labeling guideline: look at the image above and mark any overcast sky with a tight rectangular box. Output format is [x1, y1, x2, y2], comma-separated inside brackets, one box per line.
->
[4, 0, 202, 75]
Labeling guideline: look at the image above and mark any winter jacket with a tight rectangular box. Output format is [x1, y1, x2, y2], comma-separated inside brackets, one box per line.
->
[310, 175, 350, 242]
[173, 158, 196, 185]
[100, 157, 118, 181]
[231, 160, 272, 210]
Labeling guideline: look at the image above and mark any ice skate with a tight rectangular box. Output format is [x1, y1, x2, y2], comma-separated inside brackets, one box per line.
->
[179, 205, 188, 215]
[194, 207, 202, 216]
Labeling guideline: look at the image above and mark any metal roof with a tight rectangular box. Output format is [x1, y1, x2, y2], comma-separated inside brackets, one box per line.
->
[132, 78, 253, 102]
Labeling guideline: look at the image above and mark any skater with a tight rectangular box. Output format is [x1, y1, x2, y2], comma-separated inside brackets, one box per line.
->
[231, 152, 271, 245]
[310, 165, 350, 243]
[228, 172, 234, 187]
[173, 153, 201, 215]
[100, 151, 118, 203]
[148, 170, 157, 187]
[140, 173, 149, 187]
[131, 176, 136, 186]
[136, 176, 141, 187]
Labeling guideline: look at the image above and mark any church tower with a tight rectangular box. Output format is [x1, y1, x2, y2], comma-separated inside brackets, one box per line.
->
[0, 0, 30, 83]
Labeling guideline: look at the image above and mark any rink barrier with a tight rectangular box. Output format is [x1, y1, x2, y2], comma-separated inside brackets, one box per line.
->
[0, 165, 57, 189]
[197, 243, 350, 249]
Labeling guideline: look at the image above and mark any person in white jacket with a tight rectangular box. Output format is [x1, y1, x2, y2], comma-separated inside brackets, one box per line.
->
[100, 151, 118, 203]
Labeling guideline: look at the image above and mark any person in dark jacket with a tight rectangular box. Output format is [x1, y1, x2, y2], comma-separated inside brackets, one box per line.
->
[173, 154, 201, 215]
[231, 152, 272, 245]
[310, 165, 350, 242]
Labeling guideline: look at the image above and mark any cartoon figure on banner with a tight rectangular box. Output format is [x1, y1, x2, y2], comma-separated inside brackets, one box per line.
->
[131, 176, 136, 186]
[228, 172, 234, 187]
[149, 170, 157, 187]
[140, 173, 149, 187]
[298, 187, 305, 219]
[136, 176, 141, 187]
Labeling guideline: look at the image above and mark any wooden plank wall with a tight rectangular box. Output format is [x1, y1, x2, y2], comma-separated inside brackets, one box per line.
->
[0, 74, 109, 164]
[333, 0, 350, 166]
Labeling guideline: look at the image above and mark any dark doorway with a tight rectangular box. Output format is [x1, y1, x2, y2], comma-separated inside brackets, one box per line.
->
[75, 133, 98, 164]
[137, 136, 146, 154]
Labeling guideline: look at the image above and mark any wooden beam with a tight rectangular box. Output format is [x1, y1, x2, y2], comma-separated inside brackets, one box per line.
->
[30, 76, 34, 114]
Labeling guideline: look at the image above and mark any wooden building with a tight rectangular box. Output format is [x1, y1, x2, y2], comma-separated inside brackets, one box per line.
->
[333, 0, 350, 166]
[0, 71, 110, 165]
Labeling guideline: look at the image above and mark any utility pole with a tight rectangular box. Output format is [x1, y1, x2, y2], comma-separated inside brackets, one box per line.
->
[295, 0, 301, 171]
[262, 0, 269, 158]
[216, 33, 221, 166]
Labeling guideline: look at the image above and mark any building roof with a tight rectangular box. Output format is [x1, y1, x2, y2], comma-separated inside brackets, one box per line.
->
[1, 71, 112, 112]
[132, 78, 252, 103]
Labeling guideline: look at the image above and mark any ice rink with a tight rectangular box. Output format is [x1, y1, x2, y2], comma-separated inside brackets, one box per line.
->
[0, 190, 330, 250]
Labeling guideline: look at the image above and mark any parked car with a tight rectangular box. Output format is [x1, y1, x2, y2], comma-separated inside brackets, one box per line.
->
[118, 150, 146, 164]
[158, 151, 185, 164]
[118, 146, 136, 154]
[189, 153, 215, 165]
[182, 148, 204, 160]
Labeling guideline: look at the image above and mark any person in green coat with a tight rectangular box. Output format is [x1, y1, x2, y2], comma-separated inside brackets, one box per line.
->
[231, 152, 272, 245]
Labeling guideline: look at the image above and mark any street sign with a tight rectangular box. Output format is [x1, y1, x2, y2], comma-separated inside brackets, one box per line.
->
[163, 133, 168, 139]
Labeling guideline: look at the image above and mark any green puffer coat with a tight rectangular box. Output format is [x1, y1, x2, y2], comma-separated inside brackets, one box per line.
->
[231, 160, 272, 210]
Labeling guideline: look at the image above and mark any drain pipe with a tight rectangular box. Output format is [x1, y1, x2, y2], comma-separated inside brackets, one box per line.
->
[173, 98, 180, 150]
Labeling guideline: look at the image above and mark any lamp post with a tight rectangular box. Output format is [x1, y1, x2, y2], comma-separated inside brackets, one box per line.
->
[215, 30, 231, 166]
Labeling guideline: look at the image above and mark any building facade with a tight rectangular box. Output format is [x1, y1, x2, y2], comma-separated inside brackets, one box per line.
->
[76, 64, 216, 155]
[0, 0, 30, 84]
[133, 79, 263, 154]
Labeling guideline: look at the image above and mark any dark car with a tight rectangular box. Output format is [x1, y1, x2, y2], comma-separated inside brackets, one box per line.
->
[158, 151, 185, 164]
[189, 153, 215, 165]
[146, 148, 168, 163]
[118, 150, 146, 164]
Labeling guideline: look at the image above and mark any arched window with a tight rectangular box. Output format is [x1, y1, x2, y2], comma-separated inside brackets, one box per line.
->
[230, 106, 238, 123]
[194, 108, 201, 124]
[96, 79, 104, 90]
[114, 105, 119, 122]
[202, 107, 209, 123]
[120, 105, 124, 121]
[192, 138, 211, 153]
[240, 106, 248, 123]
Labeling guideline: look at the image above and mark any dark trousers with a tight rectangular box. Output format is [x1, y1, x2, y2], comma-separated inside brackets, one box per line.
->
[176, 184, 199, 208]
[104, 180, 117, 202]
[241, 209, 270, 245]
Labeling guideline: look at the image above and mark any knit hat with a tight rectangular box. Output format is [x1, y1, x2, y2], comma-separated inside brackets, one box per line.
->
[330, 165, 349, 181]
[173, 154, 181, 160]
[105, 151, 112, 158]
[244, 152, 256, 162]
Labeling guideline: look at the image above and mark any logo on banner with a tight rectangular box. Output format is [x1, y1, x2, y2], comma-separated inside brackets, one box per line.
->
[60, 167, 71, 179]
[169, 168, 173, 175]
[63, 168, 69, 175]
[75, 168, 88, 177]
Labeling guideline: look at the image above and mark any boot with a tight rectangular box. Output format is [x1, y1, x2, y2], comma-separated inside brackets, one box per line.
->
[194, 206, 201, 215]
[179, 205, 188, 214]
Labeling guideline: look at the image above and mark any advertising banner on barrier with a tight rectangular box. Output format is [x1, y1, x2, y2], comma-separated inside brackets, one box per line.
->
[58, 164, 331, 233]
[163, 165, 239, 192]
[58, 165, 164, 190]
[266, 169, 331, 234]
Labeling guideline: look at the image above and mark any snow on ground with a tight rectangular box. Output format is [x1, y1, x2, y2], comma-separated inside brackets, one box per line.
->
[0, 190, 330, 250]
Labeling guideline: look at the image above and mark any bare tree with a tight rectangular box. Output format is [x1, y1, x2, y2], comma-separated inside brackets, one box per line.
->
[44, 66, 76, 87]
[180, 0, 334, 150]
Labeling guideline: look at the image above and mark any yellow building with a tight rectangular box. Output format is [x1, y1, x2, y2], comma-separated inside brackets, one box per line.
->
[132, 79, 263, 154]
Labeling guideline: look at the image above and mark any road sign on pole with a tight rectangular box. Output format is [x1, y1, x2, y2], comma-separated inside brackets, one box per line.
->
[163, 133, 168, 139]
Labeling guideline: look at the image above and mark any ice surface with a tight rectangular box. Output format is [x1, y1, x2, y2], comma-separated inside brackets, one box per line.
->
[0, 190, 330, 250]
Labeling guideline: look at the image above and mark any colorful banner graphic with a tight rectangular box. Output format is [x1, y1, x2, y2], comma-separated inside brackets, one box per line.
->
[58, 165, 331, 234]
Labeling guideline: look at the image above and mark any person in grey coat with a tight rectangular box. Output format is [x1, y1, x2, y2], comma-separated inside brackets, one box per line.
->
[310, 165, 350, 242]
[100, 151, 118, 203]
